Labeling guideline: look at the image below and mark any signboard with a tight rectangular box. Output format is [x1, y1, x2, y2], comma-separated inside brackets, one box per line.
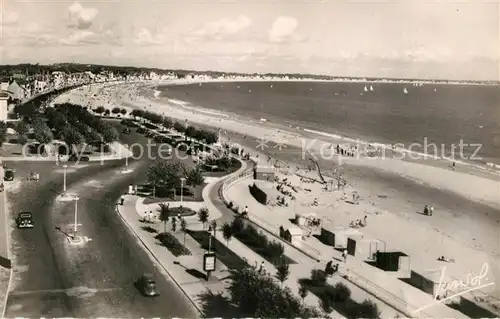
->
[203, 252, 216, 272]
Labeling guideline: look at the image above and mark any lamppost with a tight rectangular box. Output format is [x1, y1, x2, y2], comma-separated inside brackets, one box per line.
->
[73, 196, 80, 239]
[180, 177, 186, 204]
[124, 145, 129, 167]
[62, 164, 68, 195]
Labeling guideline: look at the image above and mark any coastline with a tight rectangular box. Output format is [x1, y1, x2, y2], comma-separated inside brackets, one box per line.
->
[57, 81, 500, 304]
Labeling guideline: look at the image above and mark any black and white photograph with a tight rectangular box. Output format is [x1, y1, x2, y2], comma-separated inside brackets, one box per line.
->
[0, 0, 499, 318]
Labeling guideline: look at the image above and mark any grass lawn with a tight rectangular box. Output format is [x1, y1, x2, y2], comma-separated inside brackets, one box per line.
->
[188, 230, 247, 270]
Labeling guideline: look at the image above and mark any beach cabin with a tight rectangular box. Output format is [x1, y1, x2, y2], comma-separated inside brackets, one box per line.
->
[374, 251, 411, 272]
[346, 234, 385, 260]
[408, 268, 443, 296]
[320, 226, 359, 248]
[283, 227, 303, 246]
[254, 165, 275, 181]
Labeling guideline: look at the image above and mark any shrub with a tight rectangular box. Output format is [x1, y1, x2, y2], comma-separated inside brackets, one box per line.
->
[349, 299, 381, 319]
[310, 269, 327, 286]
[332, 283, 351, 303]
[155, 232, 191, 257]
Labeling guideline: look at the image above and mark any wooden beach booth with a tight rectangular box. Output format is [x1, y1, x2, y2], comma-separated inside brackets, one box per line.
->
[282, 226, 304, 246]
[320, 226, 361, 249]
[254, 165, 275, 181]
[374, 251, 411, 272]
[407, 267, 443, 296]
[346, 234, 386, 260]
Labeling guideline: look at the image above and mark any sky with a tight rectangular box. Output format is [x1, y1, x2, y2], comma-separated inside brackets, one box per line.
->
[0, 0, 498, 81]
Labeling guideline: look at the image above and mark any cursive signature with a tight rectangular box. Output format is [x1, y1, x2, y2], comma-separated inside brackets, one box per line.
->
[413, 263, 495, 314]
[434, 263, 490, 300]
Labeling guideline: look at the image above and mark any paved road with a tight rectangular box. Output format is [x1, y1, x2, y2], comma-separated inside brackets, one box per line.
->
[4, 126, 199, 318]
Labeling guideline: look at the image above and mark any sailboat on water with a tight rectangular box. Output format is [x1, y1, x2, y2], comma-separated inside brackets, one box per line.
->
[364, 85, 368, 92]
[369, 85, 374, 92]
[403, 87, 409, 94]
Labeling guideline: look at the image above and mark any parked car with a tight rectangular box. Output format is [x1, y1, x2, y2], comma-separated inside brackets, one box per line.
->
[4, 169, 14, 181]
[16, 212, 34, 228]
[136, 274, 159, 296]
[27, 172, 40, 181]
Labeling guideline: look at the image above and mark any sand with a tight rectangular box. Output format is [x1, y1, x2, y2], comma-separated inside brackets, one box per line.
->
[54, 81, 500, 307]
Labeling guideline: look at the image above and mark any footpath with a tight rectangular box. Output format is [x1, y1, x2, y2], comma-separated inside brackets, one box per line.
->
[0, 165, 12, 318]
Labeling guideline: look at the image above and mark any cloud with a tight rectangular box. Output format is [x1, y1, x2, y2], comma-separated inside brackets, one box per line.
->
[134, 28, 165, 45]
[59, 30, 98, 46]
[191, 15, 252, 40]
[269, 16, 298, 43]
[68, 2, 98, 30]
[3, 11, 19, 25]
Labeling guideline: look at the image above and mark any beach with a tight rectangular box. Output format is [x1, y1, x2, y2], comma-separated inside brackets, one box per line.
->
[54, 81, 500, 304]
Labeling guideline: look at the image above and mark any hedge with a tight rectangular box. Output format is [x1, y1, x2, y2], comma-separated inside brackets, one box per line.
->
[155, 232, 191, 257]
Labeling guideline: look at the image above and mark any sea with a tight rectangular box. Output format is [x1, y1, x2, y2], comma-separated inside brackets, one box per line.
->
[157, 81, 500, 167]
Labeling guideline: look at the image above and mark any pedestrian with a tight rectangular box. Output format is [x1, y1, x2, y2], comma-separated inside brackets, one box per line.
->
[342, 249, 348, 262]
[363, 215, 367, 225]
[430, 206, 434, 216]
[258, 261, 264, 274]
[120, 195, 125, 205]
[149, 211, 154, 221]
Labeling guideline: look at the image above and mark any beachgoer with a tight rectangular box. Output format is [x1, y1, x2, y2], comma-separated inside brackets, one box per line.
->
[423, 205, 429, 216]
[120, 195, 125, 205]
[429, 206, 434, 216]
[363, 215, 367, 224]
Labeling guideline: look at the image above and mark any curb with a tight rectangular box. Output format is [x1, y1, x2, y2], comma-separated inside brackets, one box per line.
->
[114, 200, 203, 316]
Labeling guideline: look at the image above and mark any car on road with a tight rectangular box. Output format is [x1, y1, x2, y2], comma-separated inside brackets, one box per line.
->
[68, 155, 90, 162]
[4, 169, 14, 181]
[16, 212, 34, 228]
[136, 274, 159, 297]
[27, 172, 40, 181]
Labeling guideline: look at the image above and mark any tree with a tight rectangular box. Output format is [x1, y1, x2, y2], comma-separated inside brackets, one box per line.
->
[62, 126, 84, 154]
[298, 284, 308, 305]
[221, 222, 233, 246]
[94, 106, 105, 114]
[171, 217, 177, 232]
[184, 166, 204, 188]
[148, 160, 185, 194]
[111, 107, 121, 114]
[15, 122, 29, 136]
[354, 300, 381, 319]
[180, 217, 188, 246]
[173, 121, 185, 133]
[32, 120, 54, 153]
[101, 124, 118, 144]
[228, 264, 322, 318]
[18, 135, 28, 145]
[158, 203, 170, 233]
[120, 108, 127, 115]
[275, 260, 290, 287]
[198, 207, 209, 230]
[204, 131, 218, 144]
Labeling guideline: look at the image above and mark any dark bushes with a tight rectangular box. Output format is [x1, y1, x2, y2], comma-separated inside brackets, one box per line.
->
[155, 232, 191, 256]
[229, 218, 293, 265]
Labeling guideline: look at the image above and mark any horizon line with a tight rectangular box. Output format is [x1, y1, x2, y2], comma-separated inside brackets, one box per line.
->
[1, 62, 498, 85]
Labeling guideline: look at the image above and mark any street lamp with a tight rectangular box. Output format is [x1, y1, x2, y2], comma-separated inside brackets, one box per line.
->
[73, 196, 80, 238]
[180, 177, 186, 204]
[62, 164, 68, 195]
